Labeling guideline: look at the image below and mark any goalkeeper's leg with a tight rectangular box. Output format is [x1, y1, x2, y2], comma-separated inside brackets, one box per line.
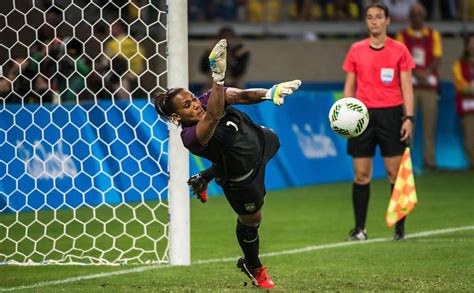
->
[200, 166, 215, 182]
[236, 213, 262, 270]
[236, 211, 275, 289]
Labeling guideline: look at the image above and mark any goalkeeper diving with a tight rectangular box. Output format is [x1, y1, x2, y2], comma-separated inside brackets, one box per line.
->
[153, 39, 301, 289]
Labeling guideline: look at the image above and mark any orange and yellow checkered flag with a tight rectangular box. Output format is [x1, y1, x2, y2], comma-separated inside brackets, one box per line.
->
[386, 147, 418, 228]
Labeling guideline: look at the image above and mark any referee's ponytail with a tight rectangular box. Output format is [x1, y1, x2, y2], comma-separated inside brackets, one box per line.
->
[153, 87, 184, 122]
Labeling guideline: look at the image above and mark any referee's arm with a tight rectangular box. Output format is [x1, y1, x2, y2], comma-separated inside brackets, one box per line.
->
[400, 70, 415, 141]
[343, 72, 356, 98]
[400, 70, 415, 116]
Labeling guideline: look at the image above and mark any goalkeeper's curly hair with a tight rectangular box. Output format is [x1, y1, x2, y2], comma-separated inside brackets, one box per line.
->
[153, 87, 184, 122]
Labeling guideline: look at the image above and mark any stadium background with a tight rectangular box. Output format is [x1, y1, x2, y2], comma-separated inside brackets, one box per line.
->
[186, 38, 469, 195]
[0, 0, 473, 290]
[0, 0, 471, 235]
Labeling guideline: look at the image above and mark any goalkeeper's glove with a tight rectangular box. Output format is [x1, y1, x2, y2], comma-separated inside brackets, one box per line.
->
[264, 80, 302, 106]
[187, 173, 209, 203]
[208, 39, 227, 85]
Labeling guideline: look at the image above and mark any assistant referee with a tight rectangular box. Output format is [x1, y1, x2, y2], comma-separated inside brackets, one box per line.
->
[342, 2, 415, 241]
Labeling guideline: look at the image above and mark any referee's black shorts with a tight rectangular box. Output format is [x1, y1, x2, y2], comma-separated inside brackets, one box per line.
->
[222, 127, 280, 215]
[348, 105, 405, 158]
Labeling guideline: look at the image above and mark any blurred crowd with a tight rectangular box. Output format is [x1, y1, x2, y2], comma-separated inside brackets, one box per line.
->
[0, 0, 469, 105]
[189, 0, 460, 22]
[0, 0, 153, 104]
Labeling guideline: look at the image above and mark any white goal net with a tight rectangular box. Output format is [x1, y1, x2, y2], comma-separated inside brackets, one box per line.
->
[0, 0, 175, 265]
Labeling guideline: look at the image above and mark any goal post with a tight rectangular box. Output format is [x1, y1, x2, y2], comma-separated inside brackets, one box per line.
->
[0, 0, 190, 265]
[167, 0, 190, 266]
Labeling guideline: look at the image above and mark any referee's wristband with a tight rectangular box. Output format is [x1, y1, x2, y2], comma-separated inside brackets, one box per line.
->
[402, 115, 415, 123]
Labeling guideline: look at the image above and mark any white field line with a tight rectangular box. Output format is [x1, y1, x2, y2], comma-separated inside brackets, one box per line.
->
[1, 225, 473, 292]
[408, 238, 474, 243]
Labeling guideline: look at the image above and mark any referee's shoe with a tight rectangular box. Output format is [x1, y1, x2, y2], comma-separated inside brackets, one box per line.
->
[393, 226, 405, 241]
[347, 228, 368, 241]
[237, 257, 275, 289]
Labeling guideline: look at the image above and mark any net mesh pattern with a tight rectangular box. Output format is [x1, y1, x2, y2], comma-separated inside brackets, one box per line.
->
[0, 0, 170, 265]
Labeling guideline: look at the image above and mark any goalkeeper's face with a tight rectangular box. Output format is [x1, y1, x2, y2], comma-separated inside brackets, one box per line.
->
[171, 90, 205, 125]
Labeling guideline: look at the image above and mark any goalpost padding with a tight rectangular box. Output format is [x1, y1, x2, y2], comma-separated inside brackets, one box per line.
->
[0, 0, 188, 265]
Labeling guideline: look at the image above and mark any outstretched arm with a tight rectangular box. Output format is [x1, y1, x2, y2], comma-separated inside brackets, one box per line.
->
[225, 80, 302, 105]
[225, 88, 268, 104]
[195, 39, 227, 145]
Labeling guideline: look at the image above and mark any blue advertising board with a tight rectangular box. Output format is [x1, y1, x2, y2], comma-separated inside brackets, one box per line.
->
[0, 100, 168, 213]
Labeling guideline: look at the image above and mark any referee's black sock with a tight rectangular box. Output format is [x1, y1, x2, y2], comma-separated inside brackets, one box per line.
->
[236, 220, 262, 269]
[352, 182, 370, 230]
[391, 183, 406, 233]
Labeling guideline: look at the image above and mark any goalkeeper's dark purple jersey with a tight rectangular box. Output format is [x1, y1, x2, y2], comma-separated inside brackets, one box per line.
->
[180, 89, 263, 180]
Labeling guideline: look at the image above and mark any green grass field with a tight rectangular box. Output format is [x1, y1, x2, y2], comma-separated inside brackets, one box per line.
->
[1, 171, 473, 291]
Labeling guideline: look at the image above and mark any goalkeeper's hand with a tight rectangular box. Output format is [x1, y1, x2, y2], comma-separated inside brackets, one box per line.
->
[208, 39, 227, 85]
[187, 173, 209, 203]
[264, 80, 302, 106]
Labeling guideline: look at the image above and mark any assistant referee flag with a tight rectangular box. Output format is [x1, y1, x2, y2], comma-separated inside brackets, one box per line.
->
[386, 147, 418, 227]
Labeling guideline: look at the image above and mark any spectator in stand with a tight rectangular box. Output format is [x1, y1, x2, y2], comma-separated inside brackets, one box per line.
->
[104, 20, 145, 100]
[188, 0, 207, 21]
[200, 26, 250, 90]
[27, 41, 50, 103]
[189, 0, 245, 21]
[396, 2, 442, 170]
[88, 23, 111, 100]
[1, 57, 45, 104]
[294, 0, 315, 20]
[8, 6, 64, 104]
[247, 0, 283, 22]
[452, 33, 474, 170]
[60, 38, 92, 102]
[420, 0, 457, 20]
[458, 1, 474, 21]
[29, 37, 91, 104]
[0, 60, 18, 103]
[213, 0, 239, 21]
[325, 0, 361, 20]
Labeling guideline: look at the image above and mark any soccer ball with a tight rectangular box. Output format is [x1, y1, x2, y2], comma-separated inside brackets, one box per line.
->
[328, 97, 369, 139]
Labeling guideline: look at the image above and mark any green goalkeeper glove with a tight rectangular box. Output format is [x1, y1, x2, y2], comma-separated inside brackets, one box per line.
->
[208, 39, 227, 85]
[264, 80, 302, 106]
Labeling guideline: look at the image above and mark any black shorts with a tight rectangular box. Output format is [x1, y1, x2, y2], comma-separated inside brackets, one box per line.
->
[348, 105, 405, 158]
[222, 127, 280, 215]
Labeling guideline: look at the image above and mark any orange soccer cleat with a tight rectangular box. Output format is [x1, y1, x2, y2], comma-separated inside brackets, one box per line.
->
[237, 257, 275, 289]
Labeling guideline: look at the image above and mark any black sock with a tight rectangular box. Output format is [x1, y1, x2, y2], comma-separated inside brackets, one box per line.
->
[200, 167, 215, 182]
[391, 183, 406, 233]
[353, 182, 370, 230]
[236, 220, 262, 269]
